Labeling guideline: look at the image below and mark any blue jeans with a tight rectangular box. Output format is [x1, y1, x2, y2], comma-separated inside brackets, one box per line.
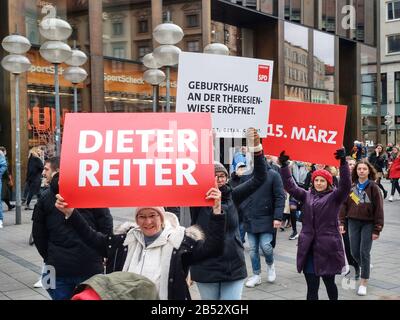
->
[46, 275, 89, 300]
[239, 222, 246, 243]
[247, 232, 274, 275]
[196, 279, 245, 300]
[0, 181, 3, 221]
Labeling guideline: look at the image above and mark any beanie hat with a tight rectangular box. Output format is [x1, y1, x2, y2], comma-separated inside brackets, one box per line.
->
[214, 161, 228, 177]
[311, 169, 333, 186]
[134, 207, 165, 224]
[235, 162, 246, 172]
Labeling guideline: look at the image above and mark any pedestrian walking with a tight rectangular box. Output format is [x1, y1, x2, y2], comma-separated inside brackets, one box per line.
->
[279, 148, 351, 300]
[368, 144, 388, 198]
[0, 147, 15, 211]
[0, 150, 7, 229]
[24, 147, 44, 210]
[339, 159, 384, 296]
[387, 146, 400, 201]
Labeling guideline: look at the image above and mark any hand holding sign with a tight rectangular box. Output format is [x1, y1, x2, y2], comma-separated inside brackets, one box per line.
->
[278, 151, 290, 168]
[334, 147, 347, 165]
[246, 127, 261, 151]
[55, 194, 74, 218]
[206, 177, 222, 215]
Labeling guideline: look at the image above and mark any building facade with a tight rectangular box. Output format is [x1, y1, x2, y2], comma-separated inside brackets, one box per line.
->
[380, 0, 400, 145]
[1, 0, 380, 177]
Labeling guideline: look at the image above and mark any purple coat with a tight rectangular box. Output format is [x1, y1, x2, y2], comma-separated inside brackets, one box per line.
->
[280, 162, 351, 276]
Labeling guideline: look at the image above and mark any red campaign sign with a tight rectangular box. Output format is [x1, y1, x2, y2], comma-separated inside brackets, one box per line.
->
[59, 113, 215, 208]
[262, 100, 347, 166]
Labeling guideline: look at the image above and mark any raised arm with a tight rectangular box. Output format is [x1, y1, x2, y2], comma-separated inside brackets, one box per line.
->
[279, 151, 307, 202]
[332, 148, 352, 203]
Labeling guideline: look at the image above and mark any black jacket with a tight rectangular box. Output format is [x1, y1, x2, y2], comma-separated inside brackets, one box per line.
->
[32, 173, 113, 277]
[368, 153, 386, 173]
[65, 208, 226, 300]
[236, 162, 286, 234]
[189, 152, 267, 283]
[26, 155, 44, 195]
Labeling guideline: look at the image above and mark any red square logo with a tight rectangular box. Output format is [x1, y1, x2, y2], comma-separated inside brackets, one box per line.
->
[258, 65, 270, 82]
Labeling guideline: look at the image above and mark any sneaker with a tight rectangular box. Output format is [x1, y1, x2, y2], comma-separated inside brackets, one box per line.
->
[289, 232, 299, 240]
[33, 279, 43, 288]
[267, 264, 276, 283]
[0, 220, 3, 229]
[25, 206, 34, 211]
[388, 195, 394, 202]
[245, 275, 261, 288]
[357, 285, 367, 296]
[8, 205, 15, 211]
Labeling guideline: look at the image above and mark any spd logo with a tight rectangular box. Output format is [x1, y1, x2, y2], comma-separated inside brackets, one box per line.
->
[258, 65, 270, 82]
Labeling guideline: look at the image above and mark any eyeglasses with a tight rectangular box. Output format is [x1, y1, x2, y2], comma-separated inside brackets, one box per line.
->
[137, 214, 160, 221]
[215, 175, 227, 180]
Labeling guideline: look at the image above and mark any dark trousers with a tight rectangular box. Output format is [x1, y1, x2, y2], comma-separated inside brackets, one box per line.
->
[342, 218, 360, 272]
[391, 178, 400, 196]
[46, 275, 89, 300]
[304, 273, 338, 300]
[348, 219, 374, 279]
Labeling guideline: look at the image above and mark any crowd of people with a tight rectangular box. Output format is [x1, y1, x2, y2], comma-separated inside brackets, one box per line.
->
[0, 137, 399, 300]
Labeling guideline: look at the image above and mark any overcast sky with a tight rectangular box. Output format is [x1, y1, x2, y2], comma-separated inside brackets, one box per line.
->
[285, 22, 335, 66]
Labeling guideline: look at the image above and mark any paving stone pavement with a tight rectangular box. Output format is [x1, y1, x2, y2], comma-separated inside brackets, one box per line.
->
[1, 181, 399, 300]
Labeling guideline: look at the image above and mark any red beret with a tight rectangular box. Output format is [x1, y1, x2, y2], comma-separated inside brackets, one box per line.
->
[312, 169, 333, 186]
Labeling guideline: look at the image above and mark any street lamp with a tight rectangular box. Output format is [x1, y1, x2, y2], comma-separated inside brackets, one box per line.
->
[1, 33, 31, 225]
[143, 53, 165, 112]
[64, 44, 88, 113]
[153, 20, 183, 112]
[39, 5, 72, 156]
[204, 43, 230, 55]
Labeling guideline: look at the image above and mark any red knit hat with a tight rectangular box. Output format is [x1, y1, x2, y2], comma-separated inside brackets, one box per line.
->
[312, 169, 333, 186]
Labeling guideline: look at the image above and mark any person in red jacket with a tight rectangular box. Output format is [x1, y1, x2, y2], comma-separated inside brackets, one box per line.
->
[388, 146, 400, 201]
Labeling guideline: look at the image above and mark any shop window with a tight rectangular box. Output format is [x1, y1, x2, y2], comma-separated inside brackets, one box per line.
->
[388, 34, 400, 54]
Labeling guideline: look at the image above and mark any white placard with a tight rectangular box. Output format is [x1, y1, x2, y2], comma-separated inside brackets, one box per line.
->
[176, 52, 274, 138]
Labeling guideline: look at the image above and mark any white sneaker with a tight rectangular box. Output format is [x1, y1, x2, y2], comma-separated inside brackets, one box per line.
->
[388, 195, 394, 202]
[0, 220, 3, 228]
[357, 285, 367, 296]
[33, 279, 43, 288]
[267, 263, 276, 283]
[245, 275, 261, 288]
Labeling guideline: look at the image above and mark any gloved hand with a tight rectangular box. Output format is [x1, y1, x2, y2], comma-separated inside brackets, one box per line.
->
[334, 147, 346, 165]
[278, 151, 290, 168]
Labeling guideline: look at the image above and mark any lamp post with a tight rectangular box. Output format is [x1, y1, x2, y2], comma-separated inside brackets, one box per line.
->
[153, 18, 183, 112]
[64, 44, 88, 112]
[204, 43, 230, 55]
[39, 5, 72, 156]
[143, 53, 165, 112]
[1, 33, 32, 225]
[384, 114, 393, 145]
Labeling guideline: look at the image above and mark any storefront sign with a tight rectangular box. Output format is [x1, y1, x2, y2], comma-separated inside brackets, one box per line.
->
[176, 52, 274, 138]
[262, 100, 347, 166]
[59, 113, 215, 208]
